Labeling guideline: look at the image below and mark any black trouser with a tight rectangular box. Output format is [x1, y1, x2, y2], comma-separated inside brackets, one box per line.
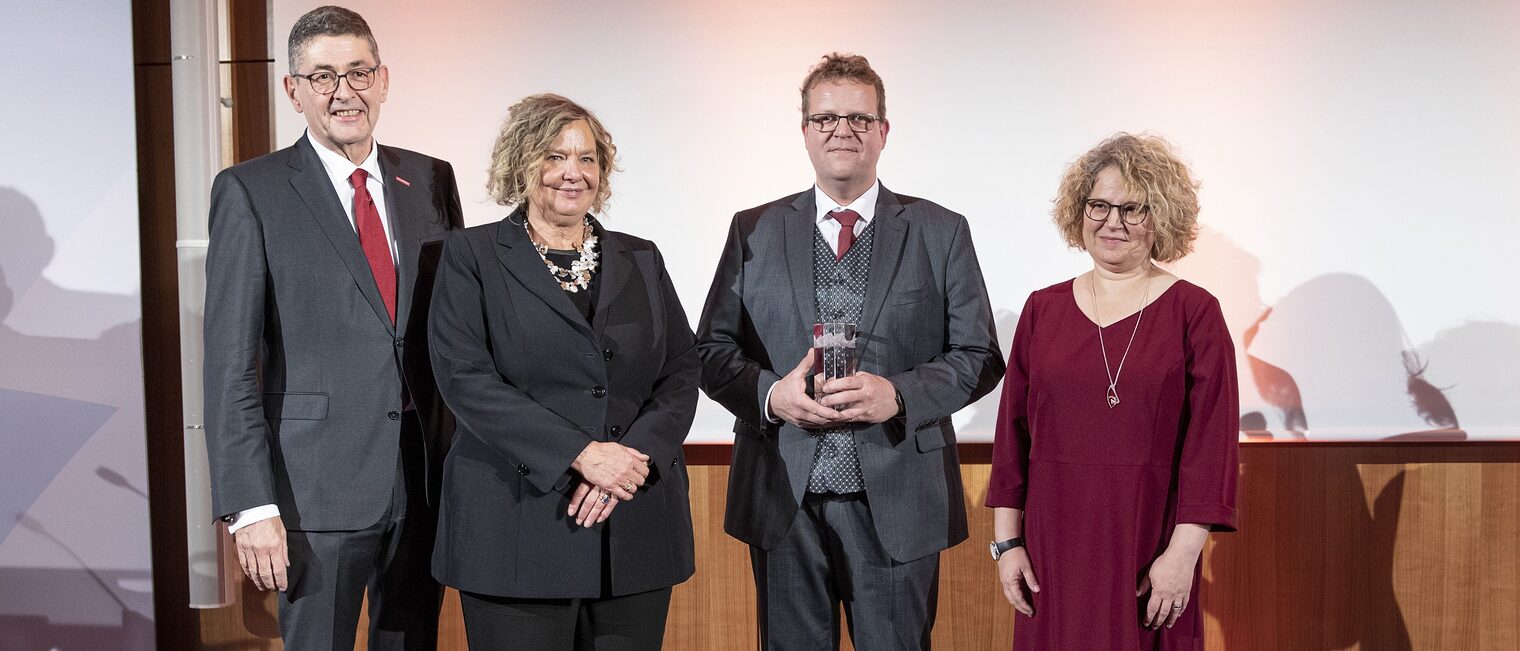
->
[458, 587, 673, 650]
[278, 413, 441, 650]
[751, 492, 941, 650]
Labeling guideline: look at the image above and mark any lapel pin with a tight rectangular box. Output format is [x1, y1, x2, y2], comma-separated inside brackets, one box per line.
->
[394, 176, 411, 187]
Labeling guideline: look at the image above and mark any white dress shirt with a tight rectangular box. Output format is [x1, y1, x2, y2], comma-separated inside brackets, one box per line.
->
[227, 134, 397, 534]
[762, 181, 881, 423]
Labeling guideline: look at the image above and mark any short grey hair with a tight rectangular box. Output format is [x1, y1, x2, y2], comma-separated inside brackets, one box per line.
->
[287, 6, 380, 73]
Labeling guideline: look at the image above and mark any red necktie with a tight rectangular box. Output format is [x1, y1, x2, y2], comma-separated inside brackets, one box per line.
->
[349, 169, 396, 323]
[832, 209, 860, 260]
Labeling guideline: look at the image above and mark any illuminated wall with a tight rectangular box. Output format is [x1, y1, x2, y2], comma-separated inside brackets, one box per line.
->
[273, 0, 1520, 442]
[0, 3, 155, 648]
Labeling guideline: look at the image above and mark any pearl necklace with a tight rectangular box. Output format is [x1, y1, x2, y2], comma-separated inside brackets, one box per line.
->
[525, 217, 599, 293]
[1091, 271, 1151, 408]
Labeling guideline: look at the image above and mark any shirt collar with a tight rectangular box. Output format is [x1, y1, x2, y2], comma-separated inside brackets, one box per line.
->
[813, 181, 880, 226]
[308, 130, 382, 190]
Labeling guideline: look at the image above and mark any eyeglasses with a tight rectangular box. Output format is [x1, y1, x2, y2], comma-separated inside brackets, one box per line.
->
[290, 66, 379, 95]
[807, 113, 883, 133]
[1084, 199, 1149, 226]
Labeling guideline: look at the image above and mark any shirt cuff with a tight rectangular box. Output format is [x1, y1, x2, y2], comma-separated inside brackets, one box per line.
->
[226, 504, 280, 534]
[762, 380, 783, 424]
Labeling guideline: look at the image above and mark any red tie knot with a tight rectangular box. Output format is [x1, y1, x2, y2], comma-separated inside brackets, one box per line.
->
[831, 209, 860, 229]
[349, 168, 369, 189]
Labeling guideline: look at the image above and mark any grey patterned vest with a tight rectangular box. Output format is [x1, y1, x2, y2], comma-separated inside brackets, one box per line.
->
[806, 219, 875, 494]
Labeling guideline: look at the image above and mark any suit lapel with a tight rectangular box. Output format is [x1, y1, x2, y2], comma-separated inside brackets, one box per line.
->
[286, 136, 395, 334]
[494, 211, 595, 337]
[591, 221, 630, 335]
[856, 185, 907, 358]
[378, 145, 432, 335]
[783, 191, 818, 328]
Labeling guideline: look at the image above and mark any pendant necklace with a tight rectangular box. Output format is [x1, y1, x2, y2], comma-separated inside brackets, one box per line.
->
[1091, 271, 1150, 408]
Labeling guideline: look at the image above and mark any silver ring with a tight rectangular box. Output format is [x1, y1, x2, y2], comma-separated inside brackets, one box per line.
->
[598, 493, 610, 504]
[623, 483, 637, 493]
[1171, 604, 1183, 611]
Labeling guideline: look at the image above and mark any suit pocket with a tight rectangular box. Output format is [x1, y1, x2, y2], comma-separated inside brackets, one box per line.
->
[262, 392, 329, 420]
[888, 285, 929, 306]
[915, 422, 948, 452]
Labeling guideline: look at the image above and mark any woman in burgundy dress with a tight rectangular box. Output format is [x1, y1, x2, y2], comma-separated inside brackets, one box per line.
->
[987, 133, 1239, 650]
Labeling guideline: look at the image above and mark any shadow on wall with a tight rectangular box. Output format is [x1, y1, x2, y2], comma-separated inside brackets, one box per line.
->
[1246, 273, 1460, 439]
[0, 187, 154, 649]
[1172, 226, 1486, 440]
[1203, 457, 1411, 650]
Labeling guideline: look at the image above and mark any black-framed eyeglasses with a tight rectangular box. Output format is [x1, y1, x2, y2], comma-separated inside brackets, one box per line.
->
[807, 113, 883, 133]
[289, 66, 379, 95]
[1084, 199, 1149, 226]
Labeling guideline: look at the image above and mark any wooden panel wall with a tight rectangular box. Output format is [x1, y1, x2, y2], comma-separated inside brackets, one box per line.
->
[172, 444, 1519, 649]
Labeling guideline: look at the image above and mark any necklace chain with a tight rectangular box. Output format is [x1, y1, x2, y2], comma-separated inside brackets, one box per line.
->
[1091, 271, 1151, 408]
[525, 217, 599, 293]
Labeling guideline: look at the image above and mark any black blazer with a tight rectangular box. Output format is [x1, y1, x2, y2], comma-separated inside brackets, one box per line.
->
[428, 213, 698, 598]
[204, 136, 461, 530]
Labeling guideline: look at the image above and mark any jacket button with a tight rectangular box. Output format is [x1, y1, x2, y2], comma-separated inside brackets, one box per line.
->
[394, 338, 405, 348]
[602, 348, 614, 361]
[591, 386, 607, 398]
[671, 457, 679, 467]
[610, 425, 622, 437]
[517, 464, 529, 476]
[387, 410, 400, 420]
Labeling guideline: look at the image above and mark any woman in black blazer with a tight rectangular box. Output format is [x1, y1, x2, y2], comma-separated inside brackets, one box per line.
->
[428, 94, 698, 649]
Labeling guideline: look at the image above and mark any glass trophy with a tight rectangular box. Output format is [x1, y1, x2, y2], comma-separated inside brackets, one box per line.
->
[812, 321, 859, 381]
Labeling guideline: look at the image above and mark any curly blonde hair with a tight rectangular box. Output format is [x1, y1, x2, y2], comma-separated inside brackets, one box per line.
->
[1052, 133, 1200, 263]
[487, 94, 617, 214]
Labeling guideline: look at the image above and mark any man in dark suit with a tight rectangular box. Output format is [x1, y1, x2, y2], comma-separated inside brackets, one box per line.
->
[697, 53, 1005, 649]
[203, 6, 461, 649]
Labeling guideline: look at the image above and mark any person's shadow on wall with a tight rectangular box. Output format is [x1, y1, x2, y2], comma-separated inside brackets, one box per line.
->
[1203, 456, 1411, 650]
[0, 187, 155, 649]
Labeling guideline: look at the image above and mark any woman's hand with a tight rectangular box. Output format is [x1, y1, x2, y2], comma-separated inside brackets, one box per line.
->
[997, 547, 1040, 617]
[571, 441, 650, 500]
[1137, 545, 1201, 629]
[1139, 523, 1208, 629]
[567, 481, 618, 527]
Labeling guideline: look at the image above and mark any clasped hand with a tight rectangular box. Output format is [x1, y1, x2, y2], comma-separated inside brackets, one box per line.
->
[768, 353, 900, 428]
[568, 441, 648, 527]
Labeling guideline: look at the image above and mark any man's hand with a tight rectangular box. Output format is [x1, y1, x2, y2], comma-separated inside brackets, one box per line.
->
[571, 441, 650, 501]
[817, 372, 900, 424]
[233, 516, 290, 592]
[768, 353, 842, 428]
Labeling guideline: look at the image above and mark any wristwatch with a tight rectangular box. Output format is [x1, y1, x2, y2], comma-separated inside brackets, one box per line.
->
[989, 537, 1024, 560]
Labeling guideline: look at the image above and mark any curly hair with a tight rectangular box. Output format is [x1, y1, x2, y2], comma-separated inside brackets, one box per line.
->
[288, 6, 379, 73]
[1052, 133, 1200, 263]
[487, 94, 618, 214]
[799, 52, 887, 123]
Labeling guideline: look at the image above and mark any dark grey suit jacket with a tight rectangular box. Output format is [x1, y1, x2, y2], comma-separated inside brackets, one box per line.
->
[427, 215, 698, 598]
[697, 185, 1004, 563]
[204, 136, 462, 531]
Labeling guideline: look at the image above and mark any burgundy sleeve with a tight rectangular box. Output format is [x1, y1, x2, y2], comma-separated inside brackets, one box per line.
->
[986, 294, 1037, 509]
[1175, 295, 1241, 531]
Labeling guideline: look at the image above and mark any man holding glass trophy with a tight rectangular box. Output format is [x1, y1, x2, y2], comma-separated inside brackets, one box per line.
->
[697, 53, 1004, 649]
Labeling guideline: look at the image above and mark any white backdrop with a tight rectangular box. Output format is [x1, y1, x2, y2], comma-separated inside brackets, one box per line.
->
[274, 0, 1520, 441]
